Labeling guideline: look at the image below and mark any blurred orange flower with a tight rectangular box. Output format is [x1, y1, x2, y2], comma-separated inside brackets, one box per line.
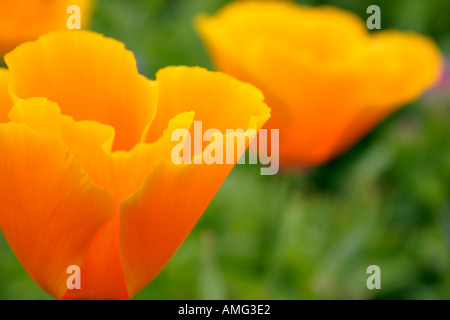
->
[196, 1, 443, 166]
[0, 30, 270, 299]
[0, 0, 93, 55]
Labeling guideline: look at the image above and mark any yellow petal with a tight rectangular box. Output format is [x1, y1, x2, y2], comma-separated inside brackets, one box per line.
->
[196, 2, 368, 77]
[365, 31, 443, 107]
[4, 30, 158, 151]
[145, 66, 270, 143]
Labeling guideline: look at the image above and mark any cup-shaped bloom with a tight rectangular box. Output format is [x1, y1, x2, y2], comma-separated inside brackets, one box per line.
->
[0, 30, 270, 299]
[0, 0, 92, 55]
[196, 1, 443, 166]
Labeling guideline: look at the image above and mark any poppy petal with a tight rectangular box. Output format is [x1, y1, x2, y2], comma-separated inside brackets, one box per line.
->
[61, 213, 129, 300]
[4, 30, 158, 151]
[0, 68, 12, 123]
[119, 128, 262, 297]
[332, 32, 443, 158]
[195, 2, 368, 77]
[119, 67, 270, 297]
[366, 31, 443, 107]
[0, 123, 115, 299]
[8, 97, 115, 194]
[0, 0, 93, 54]
[111, 111, 195, 201]
[119, 160, 235, 297]
[63, 112, 196, 300]
[145, 66, 270, 143]
[242, 39, 367, 164]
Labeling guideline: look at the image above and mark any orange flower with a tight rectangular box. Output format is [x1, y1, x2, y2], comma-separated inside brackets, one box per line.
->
[0, 0, 93, 55]
[0, 30, 270, 299]
[196, 1, 443, 166]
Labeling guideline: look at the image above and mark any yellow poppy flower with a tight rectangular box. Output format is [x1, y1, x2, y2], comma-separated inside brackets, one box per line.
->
[196, 1, 443, 166]
[0, 0, 93, 55]
[0, 30, 270, 299]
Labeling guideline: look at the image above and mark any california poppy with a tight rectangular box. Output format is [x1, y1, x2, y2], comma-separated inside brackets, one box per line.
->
[0, 30, 270, 299]
[196, 1, 442, 166]
[0, 0, 92, 55]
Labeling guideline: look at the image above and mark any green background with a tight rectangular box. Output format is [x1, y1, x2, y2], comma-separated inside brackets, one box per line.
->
[0, 0, 449, 300]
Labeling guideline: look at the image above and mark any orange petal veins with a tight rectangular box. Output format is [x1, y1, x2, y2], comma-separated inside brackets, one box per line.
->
[0, 68, 12, 123]
[0, 0, 93, 54]
[0, 122, 115, 299]
[4, 30, 158, 151]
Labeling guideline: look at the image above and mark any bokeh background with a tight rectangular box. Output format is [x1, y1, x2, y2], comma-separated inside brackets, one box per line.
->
[1, 0, 449, 299]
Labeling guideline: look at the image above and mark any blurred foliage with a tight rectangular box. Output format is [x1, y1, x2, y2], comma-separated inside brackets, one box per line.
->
[0, 0, 449, 300]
